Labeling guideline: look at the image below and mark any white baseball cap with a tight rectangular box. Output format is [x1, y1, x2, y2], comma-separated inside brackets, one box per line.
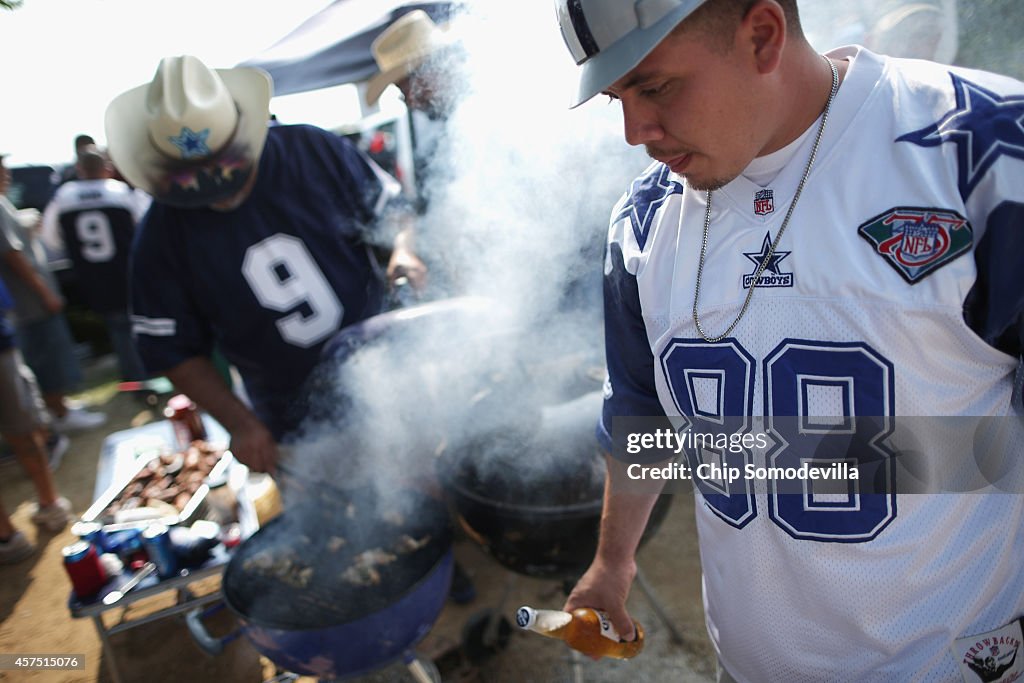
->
[554, 0, 707, 107]
[105, 55, 272, 208]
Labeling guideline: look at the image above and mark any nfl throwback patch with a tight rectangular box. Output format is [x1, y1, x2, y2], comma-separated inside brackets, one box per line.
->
[952, 618, 1024, 683]
[857, 206, 972, 283]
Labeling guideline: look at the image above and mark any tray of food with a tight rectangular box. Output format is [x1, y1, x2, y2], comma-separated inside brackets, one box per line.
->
[81, 440, 233, 527]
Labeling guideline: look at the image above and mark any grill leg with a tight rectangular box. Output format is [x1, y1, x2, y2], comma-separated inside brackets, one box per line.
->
[406, 655, 442, 683]
[635, 566, 686, 646]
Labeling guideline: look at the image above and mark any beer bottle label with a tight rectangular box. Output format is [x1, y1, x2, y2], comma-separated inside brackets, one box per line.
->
[595, 610, 621, 642]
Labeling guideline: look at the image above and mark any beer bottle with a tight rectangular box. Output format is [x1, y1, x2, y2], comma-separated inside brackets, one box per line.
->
[515, 605, 644, 659]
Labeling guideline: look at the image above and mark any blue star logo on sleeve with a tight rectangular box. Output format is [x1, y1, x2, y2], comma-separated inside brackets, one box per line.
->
[896, 74, 1024, 200]
[613, 164, 684, 252]
[167, 127, 212, 159]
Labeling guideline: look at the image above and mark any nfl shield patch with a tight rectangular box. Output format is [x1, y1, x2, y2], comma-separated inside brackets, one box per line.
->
[858, 207, 972, 283]
[754, 189, 775, 216]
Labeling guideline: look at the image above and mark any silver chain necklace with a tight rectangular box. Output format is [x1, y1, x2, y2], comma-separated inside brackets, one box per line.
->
[692, 56, 839, 343]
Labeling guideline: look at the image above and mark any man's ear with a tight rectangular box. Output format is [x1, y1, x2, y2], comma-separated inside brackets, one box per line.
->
[741, 0, 787, 75]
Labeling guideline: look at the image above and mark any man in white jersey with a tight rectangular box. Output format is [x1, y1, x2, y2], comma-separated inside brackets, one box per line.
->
[554, 1, 1024, 681]
[42, 149, 150, 383]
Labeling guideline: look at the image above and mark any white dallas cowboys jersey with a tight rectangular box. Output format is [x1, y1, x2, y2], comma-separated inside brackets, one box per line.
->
[601, 47, 1024, 682]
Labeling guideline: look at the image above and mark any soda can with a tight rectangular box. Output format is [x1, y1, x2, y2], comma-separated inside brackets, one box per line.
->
[71, 520, 106, 548]
[102, 528, 142, 556]
[141, 523, 179, 579]
[63, 541, 108, 599]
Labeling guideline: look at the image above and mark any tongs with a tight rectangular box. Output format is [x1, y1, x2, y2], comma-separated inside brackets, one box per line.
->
[273, 447, 371, 506]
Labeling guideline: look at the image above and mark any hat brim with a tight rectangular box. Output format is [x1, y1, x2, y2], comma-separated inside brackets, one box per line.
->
[365, 59, 425, 107]
[571, 1, 703, 108]
[364, 34, 459, 106]
[105, 67, 272, 207]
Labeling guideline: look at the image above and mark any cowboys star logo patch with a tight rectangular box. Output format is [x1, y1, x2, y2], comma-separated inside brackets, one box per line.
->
[742, 232, 793, 288]
[754, 189, 775, 216]
[858, 207, 972, 284]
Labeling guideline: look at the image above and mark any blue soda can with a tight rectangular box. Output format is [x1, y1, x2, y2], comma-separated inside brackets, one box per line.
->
[141, 523, 178, 579]
[102, 528, 142, 556]
[71, 520, 106, 548]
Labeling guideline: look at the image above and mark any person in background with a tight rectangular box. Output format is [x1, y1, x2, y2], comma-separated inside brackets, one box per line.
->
[366, 9, 465, 214]
[0, 272, 72, 565]
[365, 9, 469, 300]
[864, 0, 958, 63]
[105, 55, 426, 474]
[0, 153, 107, 433]
[58, 134, 97, 186]
[554, 0, 1024, 680]
[42, 149, 150, 383]
[800, 0, 958, 64]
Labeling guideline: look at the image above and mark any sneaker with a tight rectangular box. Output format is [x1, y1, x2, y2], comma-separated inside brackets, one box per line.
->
[0, 532, 35, 564]
[46, 434, 70, 471]
[53, 407, 107, 433]
[30, 497, 73, 532]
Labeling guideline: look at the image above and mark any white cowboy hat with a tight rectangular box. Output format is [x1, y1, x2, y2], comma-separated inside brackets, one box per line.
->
[365, 10, 457, 106]
[105, 55, 272, 208]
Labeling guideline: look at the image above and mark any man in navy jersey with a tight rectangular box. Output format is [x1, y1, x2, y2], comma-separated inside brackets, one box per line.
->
[105, 55, 425, 473]
[555, 1, 1024, 681]
[42, 149, 149, 383]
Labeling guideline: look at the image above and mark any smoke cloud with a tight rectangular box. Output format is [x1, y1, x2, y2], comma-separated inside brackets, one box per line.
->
[287, 1, 646, 506]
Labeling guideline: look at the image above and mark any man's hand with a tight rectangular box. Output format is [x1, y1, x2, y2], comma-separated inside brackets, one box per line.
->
[387, 246, 427, 291]
[166, 357, 281, 474]
[228, 418, 279, 474]
[387, 225, 428, 291]
[564, 553, 639, 644]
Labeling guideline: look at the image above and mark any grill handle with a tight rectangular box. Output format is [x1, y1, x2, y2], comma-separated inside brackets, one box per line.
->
[185, 601, 242, 657]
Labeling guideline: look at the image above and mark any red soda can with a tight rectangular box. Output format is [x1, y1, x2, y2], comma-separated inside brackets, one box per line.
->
[164, 394, 207, 447]
[63, 541, 108, 599]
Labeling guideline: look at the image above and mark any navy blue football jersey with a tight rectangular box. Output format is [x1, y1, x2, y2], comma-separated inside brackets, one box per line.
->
[130, 124, 400, 437]
[43, 179, 149, 314]
[0, 275, 13, 352]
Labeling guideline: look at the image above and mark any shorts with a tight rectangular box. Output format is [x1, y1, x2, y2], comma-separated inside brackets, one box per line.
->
[0, 347, 48, 435]
[15, 314, 82, 395]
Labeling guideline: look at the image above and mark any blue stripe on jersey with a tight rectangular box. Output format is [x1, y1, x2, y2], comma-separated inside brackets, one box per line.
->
[599, 241, 666, 451]
[0, 276, 12, 351]
[963, 200, 1024, 358]
[0, 273, 12, 311]
[131, 124, 391, 438]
